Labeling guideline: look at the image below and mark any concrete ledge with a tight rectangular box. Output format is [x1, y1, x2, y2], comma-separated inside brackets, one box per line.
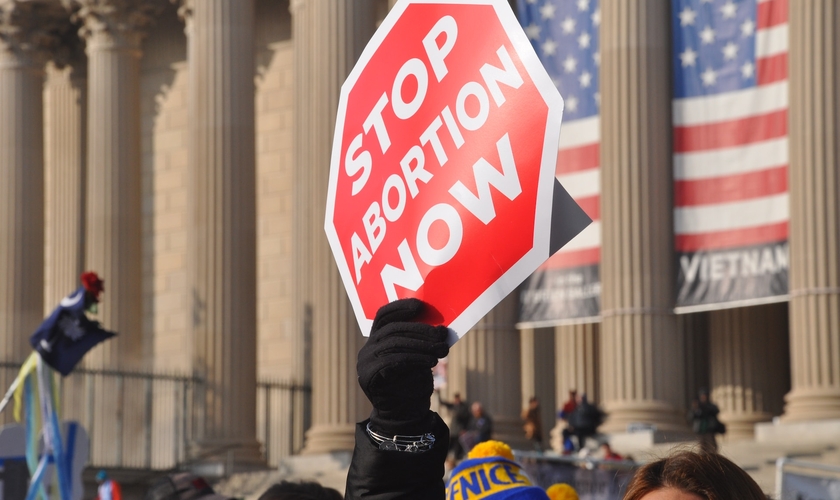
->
[756, 418, 840, 444]
[284, 451, 353, 474]
[607, 429, 696, 456]
[215, 452, 352, 500]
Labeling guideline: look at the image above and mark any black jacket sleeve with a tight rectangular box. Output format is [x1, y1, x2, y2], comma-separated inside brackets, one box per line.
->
[344, 412, 449, 500]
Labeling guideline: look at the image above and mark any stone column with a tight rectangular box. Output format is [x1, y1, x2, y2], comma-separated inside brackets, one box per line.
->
[177, 0, 263, 464]
[709, 305, 789, 440]
[44, 53, 87, 309]
[679, 312, 709, 411]
[448, 295, 524, 447]
[599, 0, 687, 432]
[550, 323, 599, 450]
[555, 323, 601, 404]
[76, 0, 162, 369]
[292, 0, 379, 454]
[0, 1, 68, 366]
[784, 2, 840, 422]
[520, 327, 555, 449]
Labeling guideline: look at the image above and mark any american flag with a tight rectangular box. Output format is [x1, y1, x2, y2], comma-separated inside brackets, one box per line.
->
[518, 0, 601, 271]
[672, 0, 788, 259]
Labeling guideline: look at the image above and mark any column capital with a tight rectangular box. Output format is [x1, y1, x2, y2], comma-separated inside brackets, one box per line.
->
[289, 0, 310, 15]
[176, 0, 188, 21]
[71, 0, 165, 51]
[50, 26, 85, 74]
[168, 0, 190, 35]
[0, 0, 70, 66]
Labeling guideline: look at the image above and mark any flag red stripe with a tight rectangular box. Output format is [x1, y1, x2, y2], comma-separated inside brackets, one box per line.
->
[574, 194, 600, 220]
[757, 0, 788, 29]
[556, 143, 599, 175]
[674, 165, 788, 206]
[675, 221, 788, 252]
[757, 53, 787, 85]
[541, 247, 600, 269]
[673, 109, 787, 153]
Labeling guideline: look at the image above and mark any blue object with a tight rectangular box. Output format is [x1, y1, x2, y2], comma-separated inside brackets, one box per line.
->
[29, 287, 116, 376]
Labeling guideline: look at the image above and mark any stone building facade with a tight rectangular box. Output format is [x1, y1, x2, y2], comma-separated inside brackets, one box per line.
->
[0, 0, 838, 471]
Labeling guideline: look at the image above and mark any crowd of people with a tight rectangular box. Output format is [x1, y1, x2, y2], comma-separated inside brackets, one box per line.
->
[440, 389, 616, 460]
[134, 299, 752, 500]
[515, 386, 726, 460]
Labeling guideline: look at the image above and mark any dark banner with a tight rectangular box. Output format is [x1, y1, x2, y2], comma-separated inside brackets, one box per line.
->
[518, 455, 636, 500]
[676, 241, 789, 311]
[519, 264, 600, 326]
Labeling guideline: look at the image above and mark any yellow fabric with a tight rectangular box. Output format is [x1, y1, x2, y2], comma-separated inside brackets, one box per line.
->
[467, 440, 515, 461]
[448, 459, 535, 500]
[12, 352, 39, 422]
[546, 483, 579, 500]
[50, 367, 60, 419]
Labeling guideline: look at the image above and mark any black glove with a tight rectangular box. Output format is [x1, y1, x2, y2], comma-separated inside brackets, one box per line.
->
[357, 298, 450, 434]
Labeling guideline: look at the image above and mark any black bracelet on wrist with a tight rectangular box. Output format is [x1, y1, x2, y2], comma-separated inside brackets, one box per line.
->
[365, 422, 436, 453]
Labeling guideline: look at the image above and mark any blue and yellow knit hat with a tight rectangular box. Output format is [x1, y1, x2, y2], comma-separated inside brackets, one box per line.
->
[447, 441, 549, 500]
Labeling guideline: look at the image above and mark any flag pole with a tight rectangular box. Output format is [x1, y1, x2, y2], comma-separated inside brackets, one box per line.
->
[0, 351, 39, 416]
[0, 374, 22, 415]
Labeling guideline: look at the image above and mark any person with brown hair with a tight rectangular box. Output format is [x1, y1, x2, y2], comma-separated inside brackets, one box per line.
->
[622, 450, 767, 500]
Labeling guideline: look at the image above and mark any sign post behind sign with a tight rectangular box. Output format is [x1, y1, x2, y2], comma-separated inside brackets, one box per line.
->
[0, 422, 89, 500]
[325, 0, 590, 341]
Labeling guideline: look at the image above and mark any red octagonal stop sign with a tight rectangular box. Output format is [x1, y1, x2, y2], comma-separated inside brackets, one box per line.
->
[325, 0, 565, 341]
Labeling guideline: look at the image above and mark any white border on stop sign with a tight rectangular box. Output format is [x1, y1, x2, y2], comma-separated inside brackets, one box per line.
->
[324, 0, 565, 343]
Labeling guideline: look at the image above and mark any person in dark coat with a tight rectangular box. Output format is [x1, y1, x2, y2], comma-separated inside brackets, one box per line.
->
[438, 392, 471, 460]
[458, 401, 493, 454]
[344, 299, 450, 500]
[690, 389, 724, 453]
[566, 394, 605, 451]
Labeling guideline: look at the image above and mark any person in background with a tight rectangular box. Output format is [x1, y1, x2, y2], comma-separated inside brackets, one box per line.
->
[559, 390, 578, 421]
[567, 394, 605, 451]
[96, 470, 122, 500]
[438, 392, 471, 462]
[459, 401, 493, 453]
[521, 396, 543, 451]
[622, 450, 766, 500]
[690, 389, 724, 453]
[600, 442, 623, 461]
[559, 389, 578, 453]
[258, 481, 342, 500]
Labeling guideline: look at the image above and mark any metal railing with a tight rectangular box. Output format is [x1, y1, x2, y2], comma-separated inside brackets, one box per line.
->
[1, 362, 311, 472]
[257, 379, 311, 466]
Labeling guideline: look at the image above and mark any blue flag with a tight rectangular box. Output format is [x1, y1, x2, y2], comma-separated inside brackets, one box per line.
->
[29, 287, 116, 376]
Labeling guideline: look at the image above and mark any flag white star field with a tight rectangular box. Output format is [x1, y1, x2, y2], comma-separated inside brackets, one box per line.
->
[673, 0, 789, 307]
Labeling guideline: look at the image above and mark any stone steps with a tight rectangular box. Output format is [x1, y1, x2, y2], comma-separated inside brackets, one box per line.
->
[214, 452, 352, 499]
